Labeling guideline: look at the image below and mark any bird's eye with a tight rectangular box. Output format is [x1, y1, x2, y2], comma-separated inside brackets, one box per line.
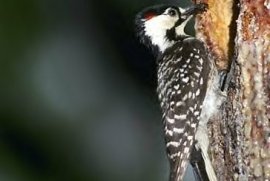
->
[168, 9, 177, 16]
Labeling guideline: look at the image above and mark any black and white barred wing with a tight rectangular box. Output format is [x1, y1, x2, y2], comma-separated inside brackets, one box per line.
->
[158, 39, 210, 181]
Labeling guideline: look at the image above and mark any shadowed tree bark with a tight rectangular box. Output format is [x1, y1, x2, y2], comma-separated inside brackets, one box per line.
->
[193, 0, 270, 180]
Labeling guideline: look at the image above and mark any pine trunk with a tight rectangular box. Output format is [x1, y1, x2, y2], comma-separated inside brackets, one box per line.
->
[194, 0, 270, 180]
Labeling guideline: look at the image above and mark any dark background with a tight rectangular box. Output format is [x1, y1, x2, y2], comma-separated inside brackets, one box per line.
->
[0, 0, 195, 180]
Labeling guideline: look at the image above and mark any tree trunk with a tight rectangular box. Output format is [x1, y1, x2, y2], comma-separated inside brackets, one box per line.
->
[194, 0, 270, 180]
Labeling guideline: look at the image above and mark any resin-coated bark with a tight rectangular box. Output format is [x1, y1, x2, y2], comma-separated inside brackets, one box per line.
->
[193, 0, 270, 180]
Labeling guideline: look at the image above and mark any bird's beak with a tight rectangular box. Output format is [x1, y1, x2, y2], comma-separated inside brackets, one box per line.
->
[180, 3, 208, 19]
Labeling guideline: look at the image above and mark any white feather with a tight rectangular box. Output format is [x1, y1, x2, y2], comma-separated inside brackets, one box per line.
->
[144, 15, 176, 52]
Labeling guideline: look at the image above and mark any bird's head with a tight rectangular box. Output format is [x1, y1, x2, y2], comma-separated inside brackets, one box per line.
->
[135, 3, 207, 54]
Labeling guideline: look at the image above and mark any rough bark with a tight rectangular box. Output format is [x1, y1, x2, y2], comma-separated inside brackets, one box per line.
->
[193, 0, 270, 180]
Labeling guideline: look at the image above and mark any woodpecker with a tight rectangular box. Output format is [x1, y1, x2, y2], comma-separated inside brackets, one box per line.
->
[135, 3, 223, 181]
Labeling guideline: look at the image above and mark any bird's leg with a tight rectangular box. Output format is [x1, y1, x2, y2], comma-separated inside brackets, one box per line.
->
[219, 55, 237, 92]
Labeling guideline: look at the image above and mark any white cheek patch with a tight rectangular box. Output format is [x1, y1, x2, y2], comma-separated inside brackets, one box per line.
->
[144, 15, 176, 52]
